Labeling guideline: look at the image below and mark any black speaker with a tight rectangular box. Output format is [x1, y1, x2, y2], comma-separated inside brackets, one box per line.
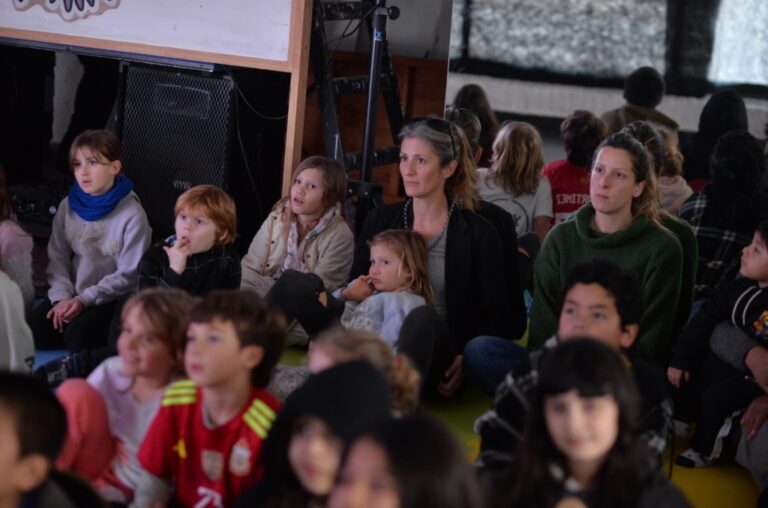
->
[117, 63, 288, 254]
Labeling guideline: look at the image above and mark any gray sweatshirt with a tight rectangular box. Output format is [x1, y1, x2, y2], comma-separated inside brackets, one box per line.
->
[47, 192, 151, 306]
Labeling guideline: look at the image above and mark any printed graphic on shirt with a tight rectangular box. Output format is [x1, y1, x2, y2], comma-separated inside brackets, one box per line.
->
[555, 193, 590, 206]
[173, 438, 188, 460]
[489, 198, 530, 233]
[163, 380, 197, 406]
[194, 486, 223, 508]
[201, 450, 224, 482]
[754, 310, 768, 339]
[243, 398, 277, 439]
[229, 438, 252, 476]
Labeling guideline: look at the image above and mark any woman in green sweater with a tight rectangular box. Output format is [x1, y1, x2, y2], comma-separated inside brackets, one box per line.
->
[620, 120, 698, 339]
[529, 131, 683, 365]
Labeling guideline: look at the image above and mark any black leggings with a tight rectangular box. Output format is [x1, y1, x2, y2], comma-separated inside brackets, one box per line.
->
[673, 352, 763, 455]
[29, 299, 117, 352]
[396, 305, 456, 387]
[28, 298, 125, 375]
[267, 270, 345, 335]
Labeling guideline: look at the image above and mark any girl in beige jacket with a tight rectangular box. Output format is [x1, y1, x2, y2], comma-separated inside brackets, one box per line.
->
[241, 156, 353, 297]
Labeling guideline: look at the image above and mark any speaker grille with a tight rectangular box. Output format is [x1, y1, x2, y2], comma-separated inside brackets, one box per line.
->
[120, 66, 235, 237]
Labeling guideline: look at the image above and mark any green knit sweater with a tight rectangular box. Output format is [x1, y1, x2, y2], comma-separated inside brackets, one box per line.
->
[661, 214, 698, 338]
[530, 205, 683, 364]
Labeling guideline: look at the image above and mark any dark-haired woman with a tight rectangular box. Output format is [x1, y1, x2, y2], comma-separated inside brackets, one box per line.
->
[530, 132, 683, 365]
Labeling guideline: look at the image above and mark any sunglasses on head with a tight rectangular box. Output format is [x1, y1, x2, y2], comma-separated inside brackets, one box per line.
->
[405, 116, 458, 161]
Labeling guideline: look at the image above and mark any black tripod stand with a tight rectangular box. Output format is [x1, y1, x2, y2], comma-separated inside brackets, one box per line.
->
[309, 0, 404, 235]
[354, 0, 400, 232]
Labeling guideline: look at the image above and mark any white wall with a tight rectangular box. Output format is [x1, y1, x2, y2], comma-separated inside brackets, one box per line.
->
[447, 73, 768, 137]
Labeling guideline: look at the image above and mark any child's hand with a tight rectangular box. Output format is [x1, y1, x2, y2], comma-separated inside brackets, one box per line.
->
[667, 367, 690, 388]
[164, 237, 190, 275]
[342, 275, 373, 302]
[438, 355, 464, 397]
[47, 298, 85, 332]
[741, 394, 768, 440]
[745, 346, 768, 393]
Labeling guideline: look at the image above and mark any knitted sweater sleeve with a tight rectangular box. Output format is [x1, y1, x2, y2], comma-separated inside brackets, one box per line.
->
[79, 205, 152, 306]
[637, 237, 683, 364]
[47, 201, 76, 303]
[529, 235, 562, 349]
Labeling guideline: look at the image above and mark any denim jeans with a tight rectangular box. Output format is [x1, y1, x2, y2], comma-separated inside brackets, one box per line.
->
[463, 335, 529, 397]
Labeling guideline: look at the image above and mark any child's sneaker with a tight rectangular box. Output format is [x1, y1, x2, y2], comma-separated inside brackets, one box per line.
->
[33, 353, 84, 388]
[675, 448, 713, 468]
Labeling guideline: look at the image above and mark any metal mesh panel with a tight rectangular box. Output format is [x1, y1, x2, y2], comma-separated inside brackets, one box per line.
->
[120, 65, 235, 237]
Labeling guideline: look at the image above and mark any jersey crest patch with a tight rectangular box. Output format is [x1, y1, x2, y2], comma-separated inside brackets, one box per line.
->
[202, 450, 224, 481]
[228, 438, 252, 476]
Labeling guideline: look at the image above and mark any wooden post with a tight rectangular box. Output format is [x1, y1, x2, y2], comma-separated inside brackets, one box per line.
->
[282, 0, 313, 196]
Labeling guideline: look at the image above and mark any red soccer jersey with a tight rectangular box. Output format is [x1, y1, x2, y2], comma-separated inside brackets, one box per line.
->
[542, 160, 591, 224]
[138, 380, 280, 508]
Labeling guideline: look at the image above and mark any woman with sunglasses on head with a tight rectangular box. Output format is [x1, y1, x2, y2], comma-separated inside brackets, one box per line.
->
[348, 117, 523, 396]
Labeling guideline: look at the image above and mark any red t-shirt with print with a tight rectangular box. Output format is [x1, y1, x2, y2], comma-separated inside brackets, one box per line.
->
[542, 159, 591, 224]
[138, 380, 280, 508]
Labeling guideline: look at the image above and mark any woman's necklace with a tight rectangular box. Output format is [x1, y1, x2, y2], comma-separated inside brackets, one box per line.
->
[403, 198, 457, 234]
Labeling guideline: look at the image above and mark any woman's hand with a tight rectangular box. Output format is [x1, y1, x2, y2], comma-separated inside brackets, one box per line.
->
[342, 275, 373, 302]
[667, 367, 690, 388]
[164, 237, 190, 275]
[438, 355, 464, 397]
[46, 298, 85, 332]
[741, 395, 768, 440]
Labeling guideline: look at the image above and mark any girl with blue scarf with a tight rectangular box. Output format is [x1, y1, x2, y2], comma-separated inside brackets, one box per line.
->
[29, 130, 151, 386]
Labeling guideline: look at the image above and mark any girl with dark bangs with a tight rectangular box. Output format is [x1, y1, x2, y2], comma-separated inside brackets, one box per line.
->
[496, 340, 689, 508]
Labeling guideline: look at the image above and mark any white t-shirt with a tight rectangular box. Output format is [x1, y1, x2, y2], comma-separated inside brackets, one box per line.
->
[475, 169, 553, 237]
[88, 356, 163, 502]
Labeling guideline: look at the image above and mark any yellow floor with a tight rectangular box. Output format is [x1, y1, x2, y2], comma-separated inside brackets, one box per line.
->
[664, 439, 758, 508]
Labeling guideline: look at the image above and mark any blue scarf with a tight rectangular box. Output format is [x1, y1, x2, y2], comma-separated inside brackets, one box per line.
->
[68, 174, 134, 221]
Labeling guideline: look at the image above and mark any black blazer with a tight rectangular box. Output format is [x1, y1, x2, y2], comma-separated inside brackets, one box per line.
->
[351, 201, 525, 352]
[474, 200, 527, 340]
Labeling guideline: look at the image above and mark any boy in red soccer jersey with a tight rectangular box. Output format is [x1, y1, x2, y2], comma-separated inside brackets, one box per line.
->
[134, 289, 285, 508]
